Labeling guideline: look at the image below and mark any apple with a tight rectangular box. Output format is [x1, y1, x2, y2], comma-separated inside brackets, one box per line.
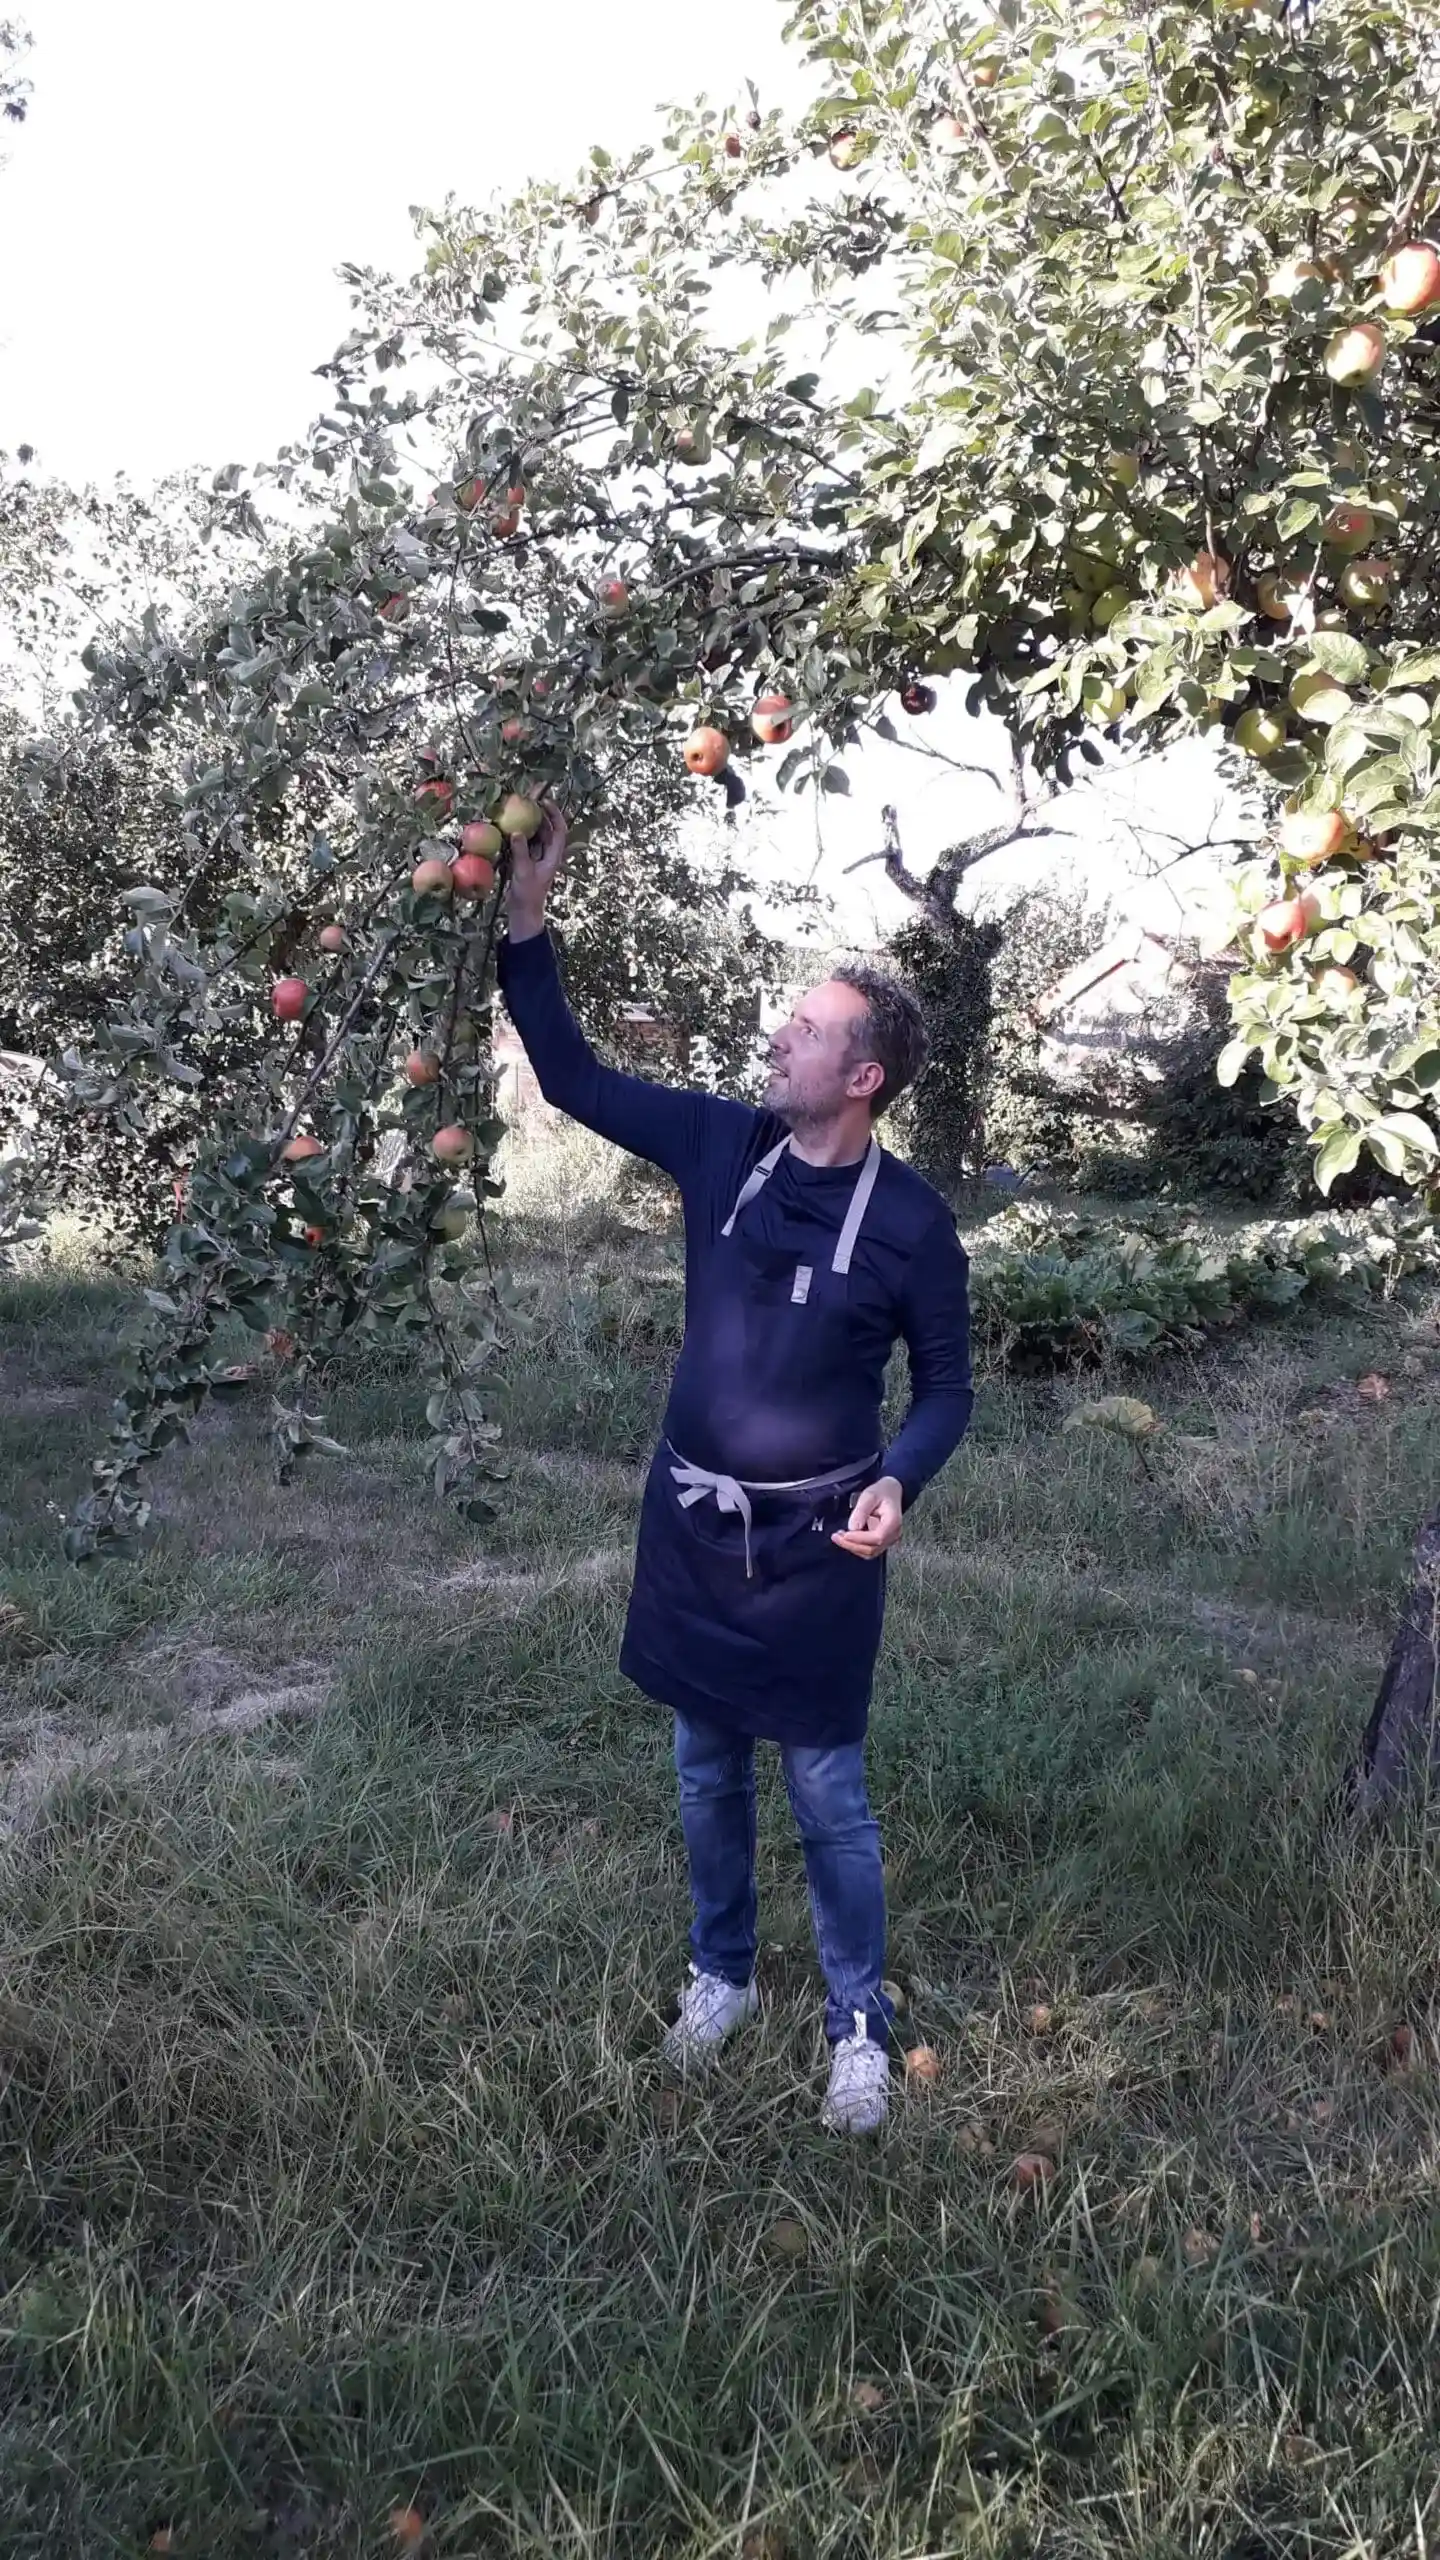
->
[1088, 680, 1127, 724]
[491, 504, 522, 538]
[281, 1133, 325, 1165]
[1379, 242, 1440, 316]
[674, 421, 710, 464]
[1234, 705, 1287, 758]
[1258, 893, 1319, 952]
[1338, 555, 1393, 610]
[828, 129, 863, 170]
[1011, 2152, 1056, 2191]
[415, 778, 453, 813]
[1315, 964, 1360, 1001]
[1266, 255, 1325, 301]
[271, 976, 308, 1022]
[1322, 503, 1375, 555]
[432, 1125, 475, 1165]
[451, 852, 495, 898]
[751, 691, 795, 745]
[971, 57, 1000, 88]
[683, 725, 729, 777]
[460, 821, 502, 861]
[1107, 448, 1141, 489]
[389, 2508, 426, 2552]
[411, 857, 454, 898]
[1289, 667, 1350, 724]
[930, 114, 968, 154]
[1177, 550, 1230, 610]
[724, 130, 743, 158]
[1324, 322, 1386, 387]
[496, 792, 544, 839]
[1279, 808, 1350, 864]
[1255, 572, 1305, 620]
[302, 1223, 326, 1248]
[597, 577, 631, 619]
[901, 681, 936, 716]
[378, 594, 410, 624]
[904, 2045, 942, 2084]
[455, 477, 484, 512]
[433, 1188, 476, 1241]
[404, 1050, 441, 1087]
[318, 923, 348, 954]
[500, 718, 529, 747]
[1090, 584, 1131, 628]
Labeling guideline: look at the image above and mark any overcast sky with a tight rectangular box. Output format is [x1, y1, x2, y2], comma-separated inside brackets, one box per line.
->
[0, 2, 1238, 941]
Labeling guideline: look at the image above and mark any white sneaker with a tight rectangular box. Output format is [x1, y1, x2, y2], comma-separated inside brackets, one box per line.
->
[662, 1967, 759, 2069]
[821, 2010, 891, 2135]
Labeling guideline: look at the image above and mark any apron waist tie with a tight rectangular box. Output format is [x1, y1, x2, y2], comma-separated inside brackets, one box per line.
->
[666, 1444, 879, 1579]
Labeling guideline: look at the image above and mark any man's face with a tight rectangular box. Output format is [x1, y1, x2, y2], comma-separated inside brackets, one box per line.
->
[763, 980, 879, 1126]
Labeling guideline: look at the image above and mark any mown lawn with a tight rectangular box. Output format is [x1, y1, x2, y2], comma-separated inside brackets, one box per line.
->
[3, 1188, 1440, 2559]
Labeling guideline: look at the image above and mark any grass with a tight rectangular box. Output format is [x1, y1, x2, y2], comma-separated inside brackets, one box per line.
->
[2, 1170, 1440, 2558]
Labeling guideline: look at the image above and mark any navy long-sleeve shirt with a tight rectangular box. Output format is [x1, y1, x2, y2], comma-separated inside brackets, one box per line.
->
[497, 932, 974, 1504]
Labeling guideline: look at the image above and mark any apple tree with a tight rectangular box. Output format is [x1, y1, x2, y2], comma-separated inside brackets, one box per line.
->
[46, 0, 1440, 1562]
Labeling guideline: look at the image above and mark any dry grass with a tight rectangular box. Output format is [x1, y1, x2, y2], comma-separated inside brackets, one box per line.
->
[2, 1198, 1440, 2557]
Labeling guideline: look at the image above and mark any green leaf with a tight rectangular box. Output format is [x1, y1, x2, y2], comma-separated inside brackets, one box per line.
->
[1306, 632, 1371, 687]
[1313, 1126, 1361, 1194]
[1373, 1111, 1439, 1160]
[821, 763, 851, 795]
[1216, 1037, 1252, 1089]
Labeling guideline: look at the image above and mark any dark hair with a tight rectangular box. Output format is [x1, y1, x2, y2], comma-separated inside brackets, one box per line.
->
[832, 963, 930, 1116]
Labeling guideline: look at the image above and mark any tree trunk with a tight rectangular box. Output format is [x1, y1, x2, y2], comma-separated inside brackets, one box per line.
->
[1345, 1502, 1440, 1817]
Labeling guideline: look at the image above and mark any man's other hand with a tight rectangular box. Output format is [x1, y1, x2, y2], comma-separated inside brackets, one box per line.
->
[832, 1474, 905, 1561]
[505, 802, 568, 939]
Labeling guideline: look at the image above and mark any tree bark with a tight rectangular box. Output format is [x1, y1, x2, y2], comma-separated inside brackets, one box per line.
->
[1345, 1502, 1440, 1817]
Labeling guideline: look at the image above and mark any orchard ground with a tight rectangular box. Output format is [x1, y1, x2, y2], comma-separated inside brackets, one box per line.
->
[4, 1139, 1440, 2556]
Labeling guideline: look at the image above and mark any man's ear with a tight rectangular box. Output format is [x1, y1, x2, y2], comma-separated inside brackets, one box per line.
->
[848, 1057, 884, 1105]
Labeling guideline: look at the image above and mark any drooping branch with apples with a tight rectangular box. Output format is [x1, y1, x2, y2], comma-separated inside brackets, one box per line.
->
[45, 0, 1440, 1576]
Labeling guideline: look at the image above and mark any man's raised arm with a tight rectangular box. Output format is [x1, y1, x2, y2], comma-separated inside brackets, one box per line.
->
[499, 806, 756, 1184]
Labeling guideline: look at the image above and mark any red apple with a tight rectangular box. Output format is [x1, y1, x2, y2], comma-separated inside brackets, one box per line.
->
[1325, 322, 1386, 387]
[411, 857, 454, 898]
[415, 778, 454, 814]
[451, 852, 495, 898]
[460, 821, 502, 860]
[281, 1133, 325, 1165]
[724, 131, 743, 158]
[828, 129, 863, 171]
[1258, 894, 1319, 953]
[597, 578, 631, 619]
[1379, 242, 1440, 316]
[1315, 964, 1360, 1001]
[500, 718, 529, 747]
[455, 477, 484, 512]
[751, 691, 795, 745]
[1322, 503, 1376, 555]
[971, 57, 1000, 88]
[930, 114, 968, 154]
[1255, 572, 1305, 621]
[378, 594, 410, 623]
[1279, 808, 1350, 865]
[318, 923, 348, 954]
[432, 1125, 475, 1165]
[271, 976, 308, 1022]
[683, 726, 729, 777]
[405, 1050, 441, 1087]
[1267, 255, 1325, 301]
[1177, 550, 1230, 610]
[901, 682, 937, 716]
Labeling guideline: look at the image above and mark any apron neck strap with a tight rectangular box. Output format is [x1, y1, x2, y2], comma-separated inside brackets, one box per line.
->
[721, 1133, 883, 1272]
[720, 1139, 789, 1238]
[831, 1137, 881, 1275]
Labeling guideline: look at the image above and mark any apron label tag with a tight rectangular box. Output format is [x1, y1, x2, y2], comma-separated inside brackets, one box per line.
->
[791, 1264, 813, 1305]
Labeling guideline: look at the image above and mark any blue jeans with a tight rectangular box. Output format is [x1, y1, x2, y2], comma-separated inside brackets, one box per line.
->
[673, 1712, 894, 2045]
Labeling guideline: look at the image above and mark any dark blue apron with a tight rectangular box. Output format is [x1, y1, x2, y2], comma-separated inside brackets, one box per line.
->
[620, 1140, 890, 1747]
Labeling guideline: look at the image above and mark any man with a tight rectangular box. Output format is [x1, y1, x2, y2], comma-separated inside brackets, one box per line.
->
[498, 807, 973, 2134]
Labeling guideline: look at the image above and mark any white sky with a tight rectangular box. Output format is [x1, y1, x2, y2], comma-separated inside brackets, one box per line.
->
[1, 1, 1242, 944]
